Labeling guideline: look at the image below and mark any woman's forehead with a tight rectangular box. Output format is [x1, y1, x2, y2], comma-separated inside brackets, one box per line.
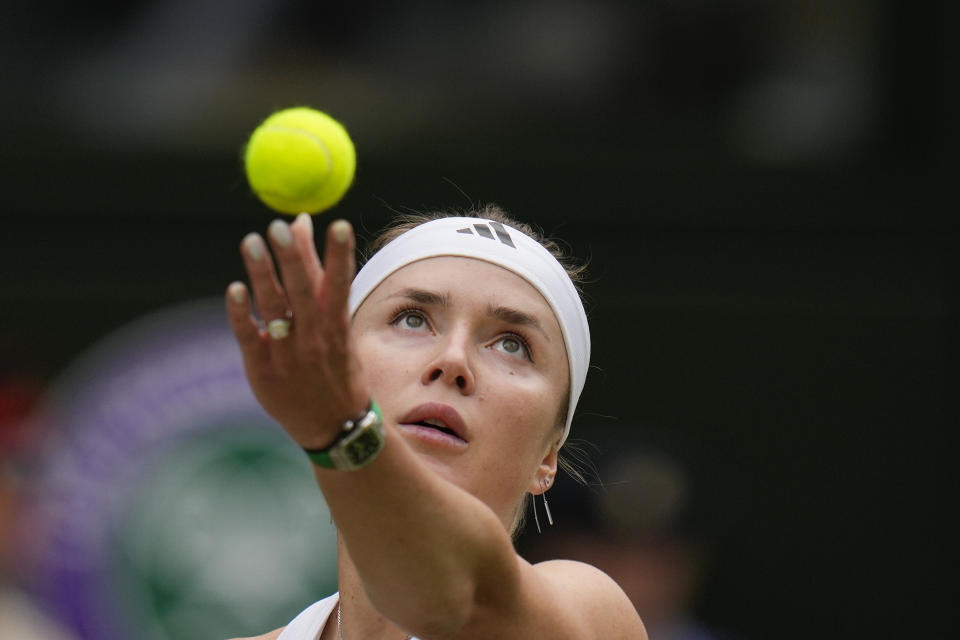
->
[369, 257, 560, 324]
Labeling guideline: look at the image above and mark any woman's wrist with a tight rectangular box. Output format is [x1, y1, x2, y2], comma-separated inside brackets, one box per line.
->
[303, 399, 385, 471]
[286, 381, 372, 450]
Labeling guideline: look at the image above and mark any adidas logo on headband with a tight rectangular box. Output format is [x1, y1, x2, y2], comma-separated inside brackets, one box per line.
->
[456, 221, 516, 248]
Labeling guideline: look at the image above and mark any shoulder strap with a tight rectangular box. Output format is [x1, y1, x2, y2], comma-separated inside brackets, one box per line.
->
[276, 593, 339, 640]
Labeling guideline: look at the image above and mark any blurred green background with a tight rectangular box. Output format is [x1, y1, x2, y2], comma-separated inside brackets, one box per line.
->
[0, 1, 952, 638]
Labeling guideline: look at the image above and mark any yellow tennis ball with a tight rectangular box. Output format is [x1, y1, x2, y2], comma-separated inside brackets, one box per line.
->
[244, 107, 356, 215]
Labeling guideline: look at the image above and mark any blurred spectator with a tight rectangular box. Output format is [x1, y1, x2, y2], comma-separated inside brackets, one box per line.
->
[522, 430, 724, 640]
[0, 375, 79, 640]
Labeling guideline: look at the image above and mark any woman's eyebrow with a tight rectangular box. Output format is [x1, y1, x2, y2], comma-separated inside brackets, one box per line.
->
[488, 304, 550, 341]
[386, 287, 450, 307]
[381, 289, 550, 341]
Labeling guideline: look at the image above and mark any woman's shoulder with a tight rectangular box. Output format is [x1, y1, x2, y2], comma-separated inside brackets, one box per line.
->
[531, 558, 647, 639]
[533, 557, 630, 596]
[226, 628, 284, 640]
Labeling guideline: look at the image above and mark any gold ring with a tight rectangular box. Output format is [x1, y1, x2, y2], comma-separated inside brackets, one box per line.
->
[267, 318, 292, 340]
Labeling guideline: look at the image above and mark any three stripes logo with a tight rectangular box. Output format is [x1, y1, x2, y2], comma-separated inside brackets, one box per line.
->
[456, 221, 516, 248]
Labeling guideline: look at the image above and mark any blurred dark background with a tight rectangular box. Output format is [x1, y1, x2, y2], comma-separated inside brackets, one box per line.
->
[0, 1, 953, 638]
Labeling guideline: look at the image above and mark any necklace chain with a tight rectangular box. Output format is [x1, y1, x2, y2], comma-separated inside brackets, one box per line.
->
[337, 602, 412, 640]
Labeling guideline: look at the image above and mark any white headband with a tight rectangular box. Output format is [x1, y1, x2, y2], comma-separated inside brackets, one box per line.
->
[348, 217, 590, 444]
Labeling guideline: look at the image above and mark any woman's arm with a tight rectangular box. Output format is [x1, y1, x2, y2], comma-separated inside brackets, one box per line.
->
[226, 215, 645, 639]
[315, 429, 645, 639]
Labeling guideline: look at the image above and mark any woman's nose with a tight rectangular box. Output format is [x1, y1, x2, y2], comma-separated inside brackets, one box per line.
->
[421, 335, 476, 394]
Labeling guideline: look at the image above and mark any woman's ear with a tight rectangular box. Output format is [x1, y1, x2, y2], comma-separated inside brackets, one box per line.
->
[528, 438, 560, 495]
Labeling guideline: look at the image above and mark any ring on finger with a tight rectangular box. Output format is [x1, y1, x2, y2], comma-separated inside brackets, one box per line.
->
[267, 317, 292, 340]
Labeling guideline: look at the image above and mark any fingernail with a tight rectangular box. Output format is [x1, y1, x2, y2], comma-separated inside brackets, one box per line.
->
[269, 219, 293, 247]
[332, 220, 350, 244]
[297, 212, 313, 235]
[243, 233, 265, 261]
[228, 282, 245, 304]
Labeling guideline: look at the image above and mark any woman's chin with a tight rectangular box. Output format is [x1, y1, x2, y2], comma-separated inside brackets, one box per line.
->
[397, 426, 467, 480]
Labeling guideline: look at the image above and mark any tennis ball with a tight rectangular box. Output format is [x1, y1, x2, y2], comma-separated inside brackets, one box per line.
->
[244, 107, 356, 215]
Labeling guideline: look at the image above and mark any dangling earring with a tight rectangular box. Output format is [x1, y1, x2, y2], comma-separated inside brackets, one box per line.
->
[532, 491, 541, 534]
[532, 477, 555, 534]
[540, 478, 554, 527]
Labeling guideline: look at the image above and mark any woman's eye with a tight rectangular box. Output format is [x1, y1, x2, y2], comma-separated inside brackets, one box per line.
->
[404, 314, 425, 329]
[493, 335, 531, 360]
[501, 337, 521, 353]
[392, 310, 428, 330]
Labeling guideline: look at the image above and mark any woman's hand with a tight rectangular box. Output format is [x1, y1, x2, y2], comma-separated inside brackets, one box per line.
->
[225, 214, 369, 450]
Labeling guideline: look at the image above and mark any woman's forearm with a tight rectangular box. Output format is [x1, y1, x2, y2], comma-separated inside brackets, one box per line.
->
[313, 423, 520, 637]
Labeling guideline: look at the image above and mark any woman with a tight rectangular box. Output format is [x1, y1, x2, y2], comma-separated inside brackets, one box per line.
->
[225, 206, 646, 639]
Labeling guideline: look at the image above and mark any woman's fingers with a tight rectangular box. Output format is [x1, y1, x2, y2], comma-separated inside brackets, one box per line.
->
[241, 232, 290, 327]
[240, 216, 353, 355]
[268, 215, 353, 329]
[293, 213, 325, 284]
[268, 216, 323, 326]
[321, 219, 356, 316]
[225, 281, 271, 371]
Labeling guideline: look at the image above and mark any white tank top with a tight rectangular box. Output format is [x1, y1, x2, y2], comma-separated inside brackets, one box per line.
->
[277, 593, 421, 640]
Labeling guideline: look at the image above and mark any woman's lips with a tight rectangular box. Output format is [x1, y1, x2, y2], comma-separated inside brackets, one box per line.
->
[397, 423, 469, 449]
[397, 402, 470, 445]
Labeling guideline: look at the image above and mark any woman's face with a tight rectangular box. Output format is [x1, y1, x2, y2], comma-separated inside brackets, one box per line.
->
[352, 256, 569, 527]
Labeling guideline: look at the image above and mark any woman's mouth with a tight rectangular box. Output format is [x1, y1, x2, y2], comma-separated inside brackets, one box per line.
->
[397, 403, 470, 449]
[397, 422, 468, 448]
[412, 418, 461, 439]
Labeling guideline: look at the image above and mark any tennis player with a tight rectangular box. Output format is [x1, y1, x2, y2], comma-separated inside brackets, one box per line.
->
[225, 206, 646, 639]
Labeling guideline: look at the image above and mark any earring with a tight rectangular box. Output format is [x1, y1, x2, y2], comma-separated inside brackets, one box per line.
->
[540, 478, 554, 526]
[532, 491, 541, 534]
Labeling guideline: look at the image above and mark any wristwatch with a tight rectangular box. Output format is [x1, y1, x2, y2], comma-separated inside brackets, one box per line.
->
[303, 400, 385, 471]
